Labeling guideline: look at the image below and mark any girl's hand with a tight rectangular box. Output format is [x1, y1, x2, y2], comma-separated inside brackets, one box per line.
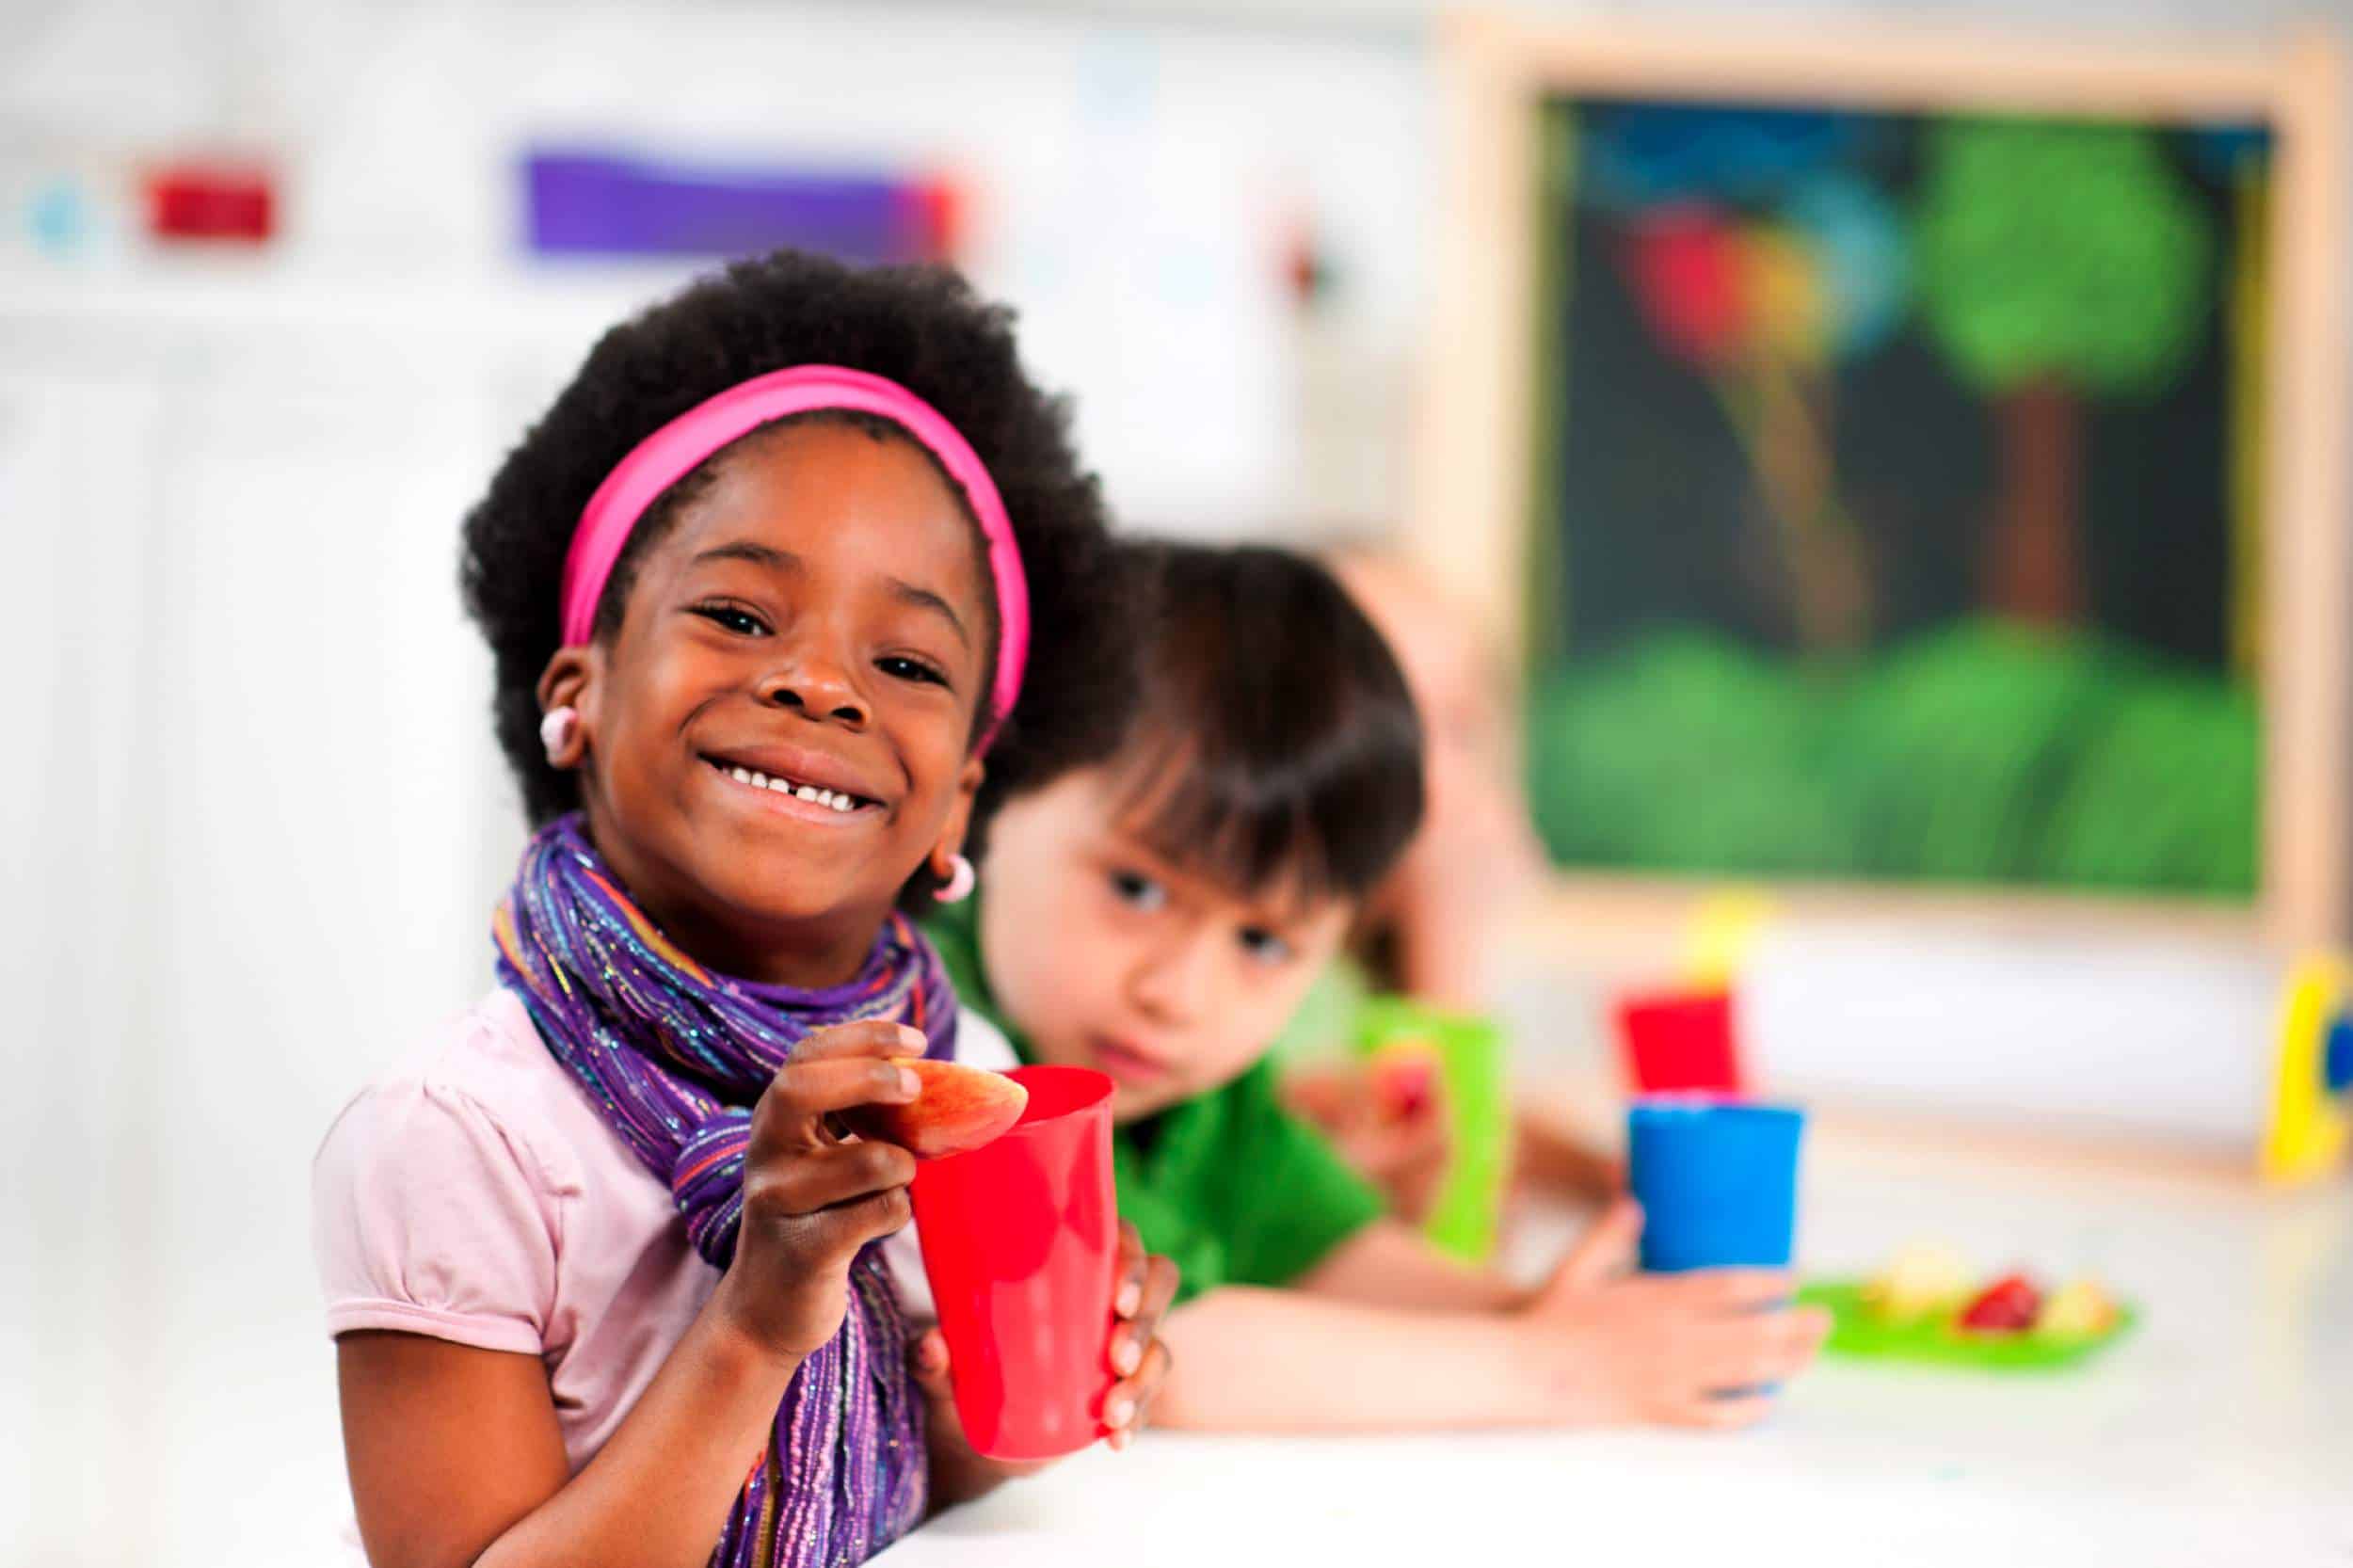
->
[711, 1019, 926, 1363]
[1102, 1219, 1179, 1450]
[913, 1220, 1179, 1509]
[1518, 1197, 1830, 1429]
[908, 1326, 1049, 1508]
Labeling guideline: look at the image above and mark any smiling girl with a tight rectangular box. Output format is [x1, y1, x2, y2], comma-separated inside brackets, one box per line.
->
[311, 252, 1175, 1568]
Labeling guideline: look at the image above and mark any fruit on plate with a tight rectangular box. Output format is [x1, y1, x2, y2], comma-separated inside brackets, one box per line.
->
[2034, 1277, 2121, 1339]
[1860, 1241, 1977, 1325]
[844, 1060, 1028, 1159]
[1956, 1272, 2043, 1335]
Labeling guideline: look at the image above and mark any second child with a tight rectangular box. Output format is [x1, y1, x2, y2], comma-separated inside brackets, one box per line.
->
[930, 541, 1828, 1431]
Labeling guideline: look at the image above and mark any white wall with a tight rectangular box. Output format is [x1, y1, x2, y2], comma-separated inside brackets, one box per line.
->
[1, 7, 1430, 1564]
[1, 293, 566, 1564]
[4, 3, 2347, 1565]
[2, 0, 1433, 530]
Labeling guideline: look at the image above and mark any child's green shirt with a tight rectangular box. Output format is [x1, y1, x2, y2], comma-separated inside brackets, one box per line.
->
[925, 896, 1385, 1304]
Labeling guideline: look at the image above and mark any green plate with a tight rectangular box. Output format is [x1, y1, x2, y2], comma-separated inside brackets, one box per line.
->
[1798, 1281, 2137, 1372]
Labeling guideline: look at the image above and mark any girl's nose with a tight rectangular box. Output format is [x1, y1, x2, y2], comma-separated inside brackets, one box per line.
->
[760, 645, 867, 728]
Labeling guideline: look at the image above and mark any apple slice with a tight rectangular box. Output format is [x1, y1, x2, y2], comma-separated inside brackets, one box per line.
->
[2034, 1277, 2121, 1339]
[847, 1059, 1028, 1159]
[1860, 1241, 1975, 1325]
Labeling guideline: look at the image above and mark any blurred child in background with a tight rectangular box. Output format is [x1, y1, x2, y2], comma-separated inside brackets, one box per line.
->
[929, 540, 1825, 1431]
[1279, 546, 1622, 1221]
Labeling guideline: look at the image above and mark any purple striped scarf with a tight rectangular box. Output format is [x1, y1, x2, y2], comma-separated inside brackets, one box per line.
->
[493, 814, 950, 1568]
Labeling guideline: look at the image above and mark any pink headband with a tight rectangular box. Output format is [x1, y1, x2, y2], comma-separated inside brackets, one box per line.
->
[559, 364, 1031, 749]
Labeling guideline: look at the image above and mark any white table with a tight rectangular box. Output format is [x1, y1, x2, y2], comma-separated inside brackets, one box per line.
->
[881, 1121, 2353, 1567]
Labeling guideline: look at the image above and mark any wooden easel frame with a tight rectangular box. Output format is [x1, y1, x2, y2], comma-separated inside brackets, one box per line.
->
[1411, 13, 2350, 953]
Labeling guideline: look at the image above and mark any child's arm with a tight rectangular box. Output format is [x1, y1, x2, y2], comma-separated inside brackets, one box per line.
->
[1151, 1199, 1827, 1432]
[337, 1022, 928, 1568]
[1289, 1217, 1527, 1312]
[1151, 1286, 1564, 1429]
[340, 1300, 811, 1568]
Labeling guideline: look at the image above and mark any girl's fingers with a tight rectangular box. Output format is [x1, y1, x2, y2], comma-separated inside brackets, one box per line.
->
[743, 1184, 912, 1272]
[1106, 1300, 1166, 1377]
[744, 1139, 917, 1219]
[908, 1328, 952, 1396]
[1108, 1256, 1176, 1379]
[1112, 1231, 1177, 1329]
[754, 1059, 921, 1147]
[794, 1020, 930, 1062]
[1132, 1255, 1179, 1329]
[1113, 1221, 1147, 1317]
[1102, 1338, 1173, 1443]
[830, 1186, 918, 1252]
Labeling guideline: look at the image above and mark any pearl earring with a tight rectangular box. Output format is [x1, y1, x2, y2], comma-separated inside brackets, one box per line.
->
[933, 854, 976, 904]
[539, 706, 581, 762]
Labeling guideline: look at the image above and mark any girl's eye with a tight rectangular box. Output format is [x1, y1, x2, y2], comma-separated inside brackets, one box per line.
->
[877, 655, 948, 687]
[692, 603, 768, 636]
[1239, 927, 1293, 966]
[1109, 870, 1167, 913]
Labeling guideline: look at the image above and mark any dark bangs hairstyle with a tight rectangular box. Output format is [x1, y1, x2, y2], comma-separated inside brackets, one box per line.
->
[459, 248, 1137, 891]
[1108, 541, 1426, 906]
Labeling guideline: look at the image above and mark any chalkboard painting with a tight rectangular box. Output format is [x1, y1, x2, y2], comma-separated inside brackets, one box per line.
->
[1523, 100, 2271, 898]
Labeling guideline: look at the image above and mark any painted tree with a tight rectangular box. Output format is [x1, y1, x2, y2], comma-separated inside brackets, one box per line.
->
[1914, 119, 2211, 625]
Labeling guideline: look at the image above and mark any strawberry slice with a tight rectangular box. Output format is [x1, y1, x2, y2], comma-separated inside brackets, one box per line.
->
[1957, 1272, 2043, 1334]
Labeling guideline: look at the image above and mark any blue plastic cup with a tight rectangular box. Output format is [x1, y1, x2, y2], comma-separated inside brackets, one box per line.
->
[1626, 1097, 1804, 1273]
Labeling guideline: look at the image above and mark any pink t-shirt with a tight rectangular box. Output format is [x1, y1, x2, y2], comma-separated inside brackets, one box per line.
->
[311, 986, 1014, 1477]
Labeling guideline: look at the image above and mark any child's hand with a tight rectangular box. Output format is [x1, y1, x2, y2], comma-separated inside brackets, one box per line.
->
[1282, 1062, 1451, 1223]
[1102, 1219, 1180, 1451]
[1518, 1197, 1831, 1429]
[1511, 1114, 1626, 1206]
[711, 1019, 926, 1363]
[908, 1325, 1051, 1505]
[912, 1220, 1178, 1507]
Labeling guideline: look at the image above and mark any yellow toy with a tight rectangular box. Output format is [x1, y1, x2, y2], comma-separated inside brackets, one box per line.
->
[2263, 953, 2353, 1184]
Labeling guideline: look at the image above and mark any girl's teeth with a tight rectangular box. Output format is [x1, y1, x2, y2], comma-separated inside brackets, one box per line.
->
[717, 762, 859, 812]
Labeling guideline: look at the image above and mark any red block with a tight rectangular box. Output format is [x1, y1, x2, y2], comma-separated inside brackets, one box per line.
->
[144, 163, 276, 244]
[1613, 987, 1745, 1096]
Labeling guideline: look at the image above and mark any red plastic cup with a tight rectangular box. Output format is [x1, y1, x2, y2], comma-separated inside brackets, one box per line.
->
[908, 1064, 1118, 1461]
[1613, 987, 1746, 1097]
